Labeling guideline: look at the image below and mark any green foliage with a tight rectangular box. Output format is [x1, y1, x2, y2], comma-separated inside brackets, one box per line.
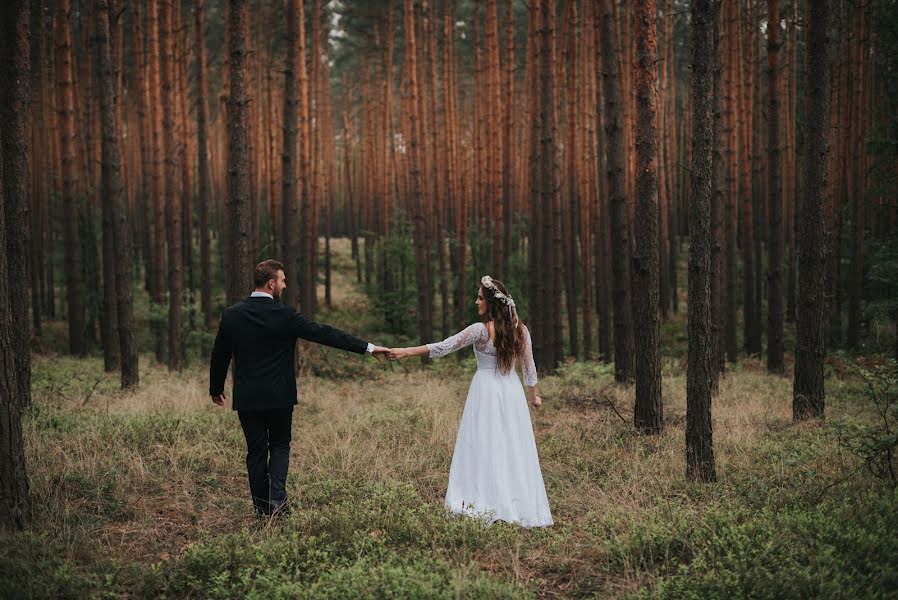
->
[865, 235, 898, 323]
[0, 532, 100, 600]
[151, 531, 528, 599]
[834, 362, 898, 487]
[640, 491, 898, 599]
[368, 215, 418, 336]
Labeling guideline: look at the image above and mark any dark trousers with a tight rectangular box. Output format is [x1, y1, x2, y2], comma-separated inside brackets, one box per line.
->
[237, 406, 294, 514]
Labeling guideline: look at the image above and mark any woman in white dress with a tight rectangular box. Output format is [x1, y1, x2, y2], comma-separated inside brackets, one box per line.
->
[388, 276, 553, 528]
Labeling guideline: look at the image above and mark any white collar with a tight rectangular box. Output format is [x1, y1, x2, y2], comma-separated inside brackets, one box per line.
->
[250, 291, 274, 299]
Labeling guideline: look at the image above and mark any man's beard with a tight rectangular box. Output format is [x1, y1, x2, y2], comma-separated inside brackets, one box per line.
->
[272, 289, 281, 301]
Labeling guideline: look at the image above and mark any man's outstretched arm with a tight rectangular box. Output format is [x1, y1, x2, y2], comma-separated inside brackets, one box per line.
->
[289, 310, 388, 358]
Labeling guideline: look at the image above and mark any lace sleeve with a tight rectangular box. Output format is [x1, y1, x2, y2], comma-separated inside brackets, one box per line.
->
[521, 325, 538, 387]
[427, 323, 485, 358]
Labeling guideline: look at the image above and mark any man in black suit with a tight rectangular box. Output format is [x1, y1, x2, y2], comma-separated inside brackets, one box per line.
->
[209, 259, 388, 516]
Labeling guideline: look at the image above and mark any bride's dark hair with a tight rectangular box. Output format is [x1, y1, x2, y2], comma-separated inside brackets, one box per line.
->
[481, 279, 526, 374]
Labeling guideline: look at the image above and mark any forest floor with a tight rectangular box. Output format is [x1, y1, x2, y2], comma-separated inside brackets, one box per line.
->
[3, 239, 897, 599]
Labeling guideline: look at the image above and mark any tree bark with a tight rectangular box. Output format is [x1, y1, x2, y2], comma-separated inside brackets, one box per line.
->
[600, 0, 635, 383]
[226, 0, 253, 304]
[160, 0, 182, 370]
[686, 0, 717, 483]
[632, 0, 663, 433]
[195, 0, 212, 328]
[766, 0, 785, 372]
[96, 0, 138, 388]
[55, 0, 86, 356]
[404, 0, 434, 355]
[281, 0, 299, 309]
[0, 0, 32, 406]
[0, 137, 31, 529]
[793, 0, 831, 421]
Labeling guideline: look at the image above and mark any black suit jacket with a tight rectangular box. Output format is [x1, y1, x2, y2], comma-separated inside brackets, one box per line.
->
[209, 296, 369, 411]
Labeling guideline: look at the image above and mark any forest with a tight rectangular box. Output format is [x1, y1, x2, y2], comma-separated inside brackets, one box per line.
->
[1, 0, 897, 597]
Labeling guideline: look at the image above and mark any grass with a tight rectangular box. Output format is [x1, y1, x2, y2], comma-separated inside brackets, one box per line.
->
[3, 239, 897, 598]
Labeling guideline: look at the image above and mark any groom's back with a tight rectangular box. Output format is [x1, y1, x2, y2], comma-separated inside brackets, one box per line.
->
[219, 297, 299, 411]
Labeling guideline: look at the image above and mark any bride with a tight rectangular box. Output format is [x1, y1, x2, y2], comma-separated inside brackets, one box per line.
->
[388, 276, 553, 528]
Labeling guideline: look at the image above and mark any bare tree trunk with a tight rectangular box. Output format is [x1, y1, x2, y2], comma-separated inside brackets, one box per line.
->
[148, 0, 166, 362]
[846, 6, 866, 349]
[632, 0, 663, 433]
[160, 0, 181, 370]
[281, 0, 299, 309]
[226, 0, 253, 304]
[97, 0, 138, 388]
[0, 135, 31, 528]
[600, 0, 635, 383]
[56, 0, 86, 356]
[404, 0, 434, 355]
[563, 0, 580, 359]
[793, 0, 831, 421]
[686, 0, 717, 483]
[195, 0, 212, 328]
[766, 0, 785, 373]
[0, 0, 32, 406]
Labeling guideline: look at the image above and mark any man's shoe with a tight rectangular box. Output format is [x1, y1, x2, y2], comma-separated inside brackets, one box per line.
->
[269, 499, 291, 517]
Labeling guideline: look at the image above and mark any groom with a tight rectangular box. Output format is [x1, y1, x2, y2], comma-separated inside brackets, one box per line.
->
[209, 259, 388, 516]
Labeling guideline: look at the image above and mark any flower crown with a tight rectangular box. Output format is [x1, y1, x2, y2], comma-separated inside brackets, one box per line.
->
[481, 276, 519, 324]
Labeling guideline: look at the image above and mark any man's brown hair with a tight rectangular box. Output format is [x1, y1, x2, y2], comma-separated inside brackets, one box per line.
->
[254, 259, 285, 288]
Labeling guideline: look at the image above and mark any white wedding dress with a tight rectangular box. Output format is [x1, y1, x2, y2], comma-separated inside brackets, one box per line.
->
[427, 322, 553, 528]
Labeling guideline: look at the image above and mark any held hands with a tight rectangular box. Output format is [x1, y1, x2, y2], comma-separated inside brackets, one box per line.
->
[387, 348, 411, 361]
[370, 346, 391, 362]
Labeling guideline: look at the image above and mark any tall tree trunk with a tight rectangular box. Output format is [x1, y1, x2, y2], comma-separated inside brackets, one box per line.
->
[160, 0, 182, 371]
[632, 0, 663, 433]
[281, 0, 299, 309]
[55, 0, 86, 356]
[766, 0, 785, 373]
[226, 0, 253, 304]
[741, 0, 758, 356]
[404, 0, 434, 354]
[0, 0, 32, 406]
[97, 0, 138, 388]
[686, 0, 717, 483]
[593, 1, 612, 363]
[600, 0, 635, 383]
[148, 0, 166, 362]
[195, 0, 212, 328]
[0, 134, 31, 529]
[793, 0, 831, 421]
[563, 0, 580, 358]
[846, 6, 866, 349]
[297, 0, 312, 316]
[710, 4, 724, 391]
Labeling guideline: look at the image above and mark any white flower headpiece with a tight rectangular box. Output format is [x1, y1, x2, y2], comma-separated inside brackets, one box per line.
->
[481, 275, 519, 324]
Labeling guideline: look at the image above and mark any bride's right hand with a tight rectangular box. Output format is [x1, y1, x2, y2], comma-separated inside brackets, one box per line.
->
[388, 348, 405, 361]
[530, 395, 542, 408]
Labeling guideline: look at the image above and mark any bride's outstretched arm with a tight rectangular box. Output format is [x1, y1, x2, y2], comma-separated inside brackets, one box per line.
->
[389, 323, 483, 360]
[387, 345, 429, 360]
